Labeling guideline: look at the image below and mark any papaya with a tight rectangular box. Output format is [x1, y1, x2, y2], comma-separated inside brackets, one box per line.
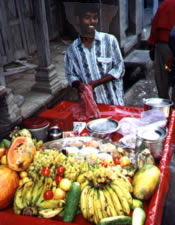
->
[7, 137, 36, 172]
[132, 164, 160, 200]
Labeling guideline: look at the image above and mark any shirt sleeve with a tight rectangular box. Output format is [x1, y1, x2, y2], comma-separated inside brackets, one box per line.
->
[108, 35, 125, 79]
[64, 48, 80, 86]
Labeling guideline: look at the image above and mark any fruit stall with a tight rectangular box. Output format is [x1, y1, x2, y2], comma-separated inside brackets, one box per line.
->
[0, 100, 175, 225]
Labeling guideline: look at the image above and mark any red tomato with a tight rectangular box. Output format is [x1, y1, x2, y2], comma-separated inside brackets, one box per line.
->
[113, 156, 120, 165]
[56, 175, 63, 184]
[57, 167, 65, 175]
[41, 167, 50, 176]
[44, 190, 53, 200]
[99, 161, 108, 168]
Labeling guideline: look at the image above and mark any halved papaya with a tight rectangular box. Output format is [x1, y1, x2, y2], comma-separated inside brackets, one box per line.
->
[7, 137, 36, 172]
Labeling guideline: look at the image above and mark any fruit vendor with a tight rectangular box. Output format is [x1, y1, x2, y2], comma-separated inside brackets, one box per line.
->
[64, 0, 125, 105]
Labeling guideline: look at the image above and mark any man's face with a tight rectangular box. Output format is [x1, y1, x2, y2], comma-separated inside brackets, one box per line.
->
[79, 12, 99, 37]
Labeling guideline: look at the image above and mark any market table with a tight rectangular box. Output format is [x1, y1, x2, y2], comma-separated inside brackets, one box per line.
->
[1, 101, 175, 225]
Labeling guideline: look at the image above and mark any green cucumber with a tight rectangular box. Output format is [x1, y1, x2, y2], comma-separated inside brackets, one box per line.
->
[132, 208, 146, 225]
[2, 138, 11, 149]
[98, 216, 132, 225]
[63, 181, 81, 222]
[130, 198, 143, 210]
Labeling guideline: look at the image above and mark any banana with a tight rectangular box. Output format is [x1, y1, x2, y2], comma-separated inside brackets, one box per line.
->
[21, 181, 33, 207]
[14, 186, 25, 210]
[106, 186, 123, 216]
[80, 185, 91, 219]
[115, 172, 133, 192]
[87, 187, 95, 222]
[99, 189, 108, 218]
[80, 180, 89, 191]
[36, 177, 53, 205]
[37, 199, 65, 209]
[94, 189, 104, 222]
[93, 189, 100, 225]
[112, 179, 133, 206]
[25, 182, 34, 206]
[13, 201, 21, 215]
[39, 207, 63, 218]
[77, 173, 86, 184]
[103, 188, 118, 217]
[31, 176, 45, 205]
[110, 184, 130, 215]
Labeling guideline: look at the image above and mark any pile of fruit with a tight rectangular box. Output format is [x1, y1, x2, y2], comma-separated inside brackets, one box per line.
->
[0, 127, 161, 225]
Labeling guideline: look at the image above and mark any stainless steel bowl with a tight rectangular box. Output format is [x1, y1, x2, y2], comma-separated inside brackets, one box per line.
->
[143, 98, 173, 118]
[86, 118, 120, 138]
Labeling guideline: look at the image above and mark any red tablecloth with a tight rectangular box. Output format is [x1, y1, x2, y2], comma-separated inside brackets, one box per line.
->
[1, 101, 175, 225]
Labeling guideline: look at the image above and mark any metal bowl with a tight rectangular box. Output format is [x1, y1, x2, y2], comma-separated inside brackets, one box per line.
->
[86, 118, 120, 138]
[143, 98, 173, 118]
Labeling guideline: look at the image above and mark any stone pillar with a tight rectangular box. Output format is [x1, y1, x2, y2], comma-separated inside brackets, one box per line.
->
[108, 0, 126, 48]
[128, 0, 142, 35]
[32, 0, 60, 94]
[0, 86, 22, 139]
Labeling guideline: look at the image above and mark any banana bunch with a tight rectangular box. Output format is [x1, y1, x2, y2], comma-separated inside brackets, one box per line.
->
[13, 176, 65, 218]
[80, 175, 133, 225]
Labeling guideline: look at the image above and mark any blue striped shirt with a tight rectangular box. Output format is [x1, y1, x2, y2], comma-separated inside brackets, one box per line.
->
[64, 31, 125, 105]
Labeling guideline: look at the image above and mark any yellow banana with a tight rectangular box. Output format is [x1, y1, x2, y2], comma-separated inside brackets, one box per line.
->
[77, 173, 86, 184]
[103, 188, 118, 217]
[25, 182, 34, 206]
[99, 189, 108, 218]
[106, 186, 123, 215]
[80, 185, 91, 219]
[110, 184, 130, 215]
[39, 207, 63, 218]
[112, 179, 133, 206]
[80, 180, 89, 191]
[37, 199, 65, 209]
[93, 189, 100, 225]
[87, 187, 95, 222]
[115, 172, 133, 192]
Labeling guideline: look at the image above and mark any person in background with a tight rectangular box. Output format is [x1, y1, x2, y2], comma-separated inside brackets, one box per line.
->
[64, 1, 125, 105]
[148, 0, 175, 100]
[168, 26, 175, 103]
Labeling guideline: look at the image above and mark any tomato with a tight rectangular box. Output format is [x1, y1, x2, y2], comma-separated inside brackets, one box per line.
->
[44, 190, 53, 200]
[41, 167, 50, 176]
[99, 161, 108, 168]
[113, 156, 120, 165]
[54, 188, 66, 200]
[56, 175, 63, 184]
[59, 178, 72, 191]
[57, 167, 65, 175]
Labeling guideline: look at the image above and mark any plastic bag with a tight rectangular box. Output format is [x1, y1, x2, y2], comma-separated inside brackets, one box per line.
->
[118, 109, 167, 136]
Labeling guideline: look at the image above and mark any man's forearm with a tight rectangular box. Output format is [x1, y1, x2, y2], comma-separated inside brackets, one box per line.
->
[89, 74, 115, 88]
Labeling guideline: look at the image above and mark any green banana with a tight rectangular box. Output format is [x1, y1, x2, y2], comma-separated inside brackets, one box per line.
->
[36, 177, 53, 205]
[31, 176, 45, 205]
[14, 186, 25, 210]
[21, 181, 33, 207]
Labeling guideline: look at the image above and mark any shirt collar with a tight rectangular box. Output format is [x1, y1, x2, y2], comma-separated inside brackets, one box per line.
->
[77, 30, 101, 47]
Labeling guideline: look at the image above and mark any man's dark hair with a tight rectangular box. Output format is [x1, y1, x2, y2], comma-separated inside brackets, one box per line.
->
[74, 1, 100, 17]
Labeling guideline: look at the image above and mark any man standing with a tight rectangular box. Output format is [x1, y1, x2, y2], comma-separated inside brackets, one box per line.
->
[64, 1, 125, 105]
[148, 0, 175, 99]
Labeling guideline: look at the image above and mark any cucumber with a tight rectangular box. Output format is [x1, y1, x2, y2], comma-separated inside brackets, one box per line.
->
[130, 198, 143, 210]
[132, 208, 146, 225]
[63, 181, 81, 222]
[2, 138, 11, 149]
[98, 216, 132, 225]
